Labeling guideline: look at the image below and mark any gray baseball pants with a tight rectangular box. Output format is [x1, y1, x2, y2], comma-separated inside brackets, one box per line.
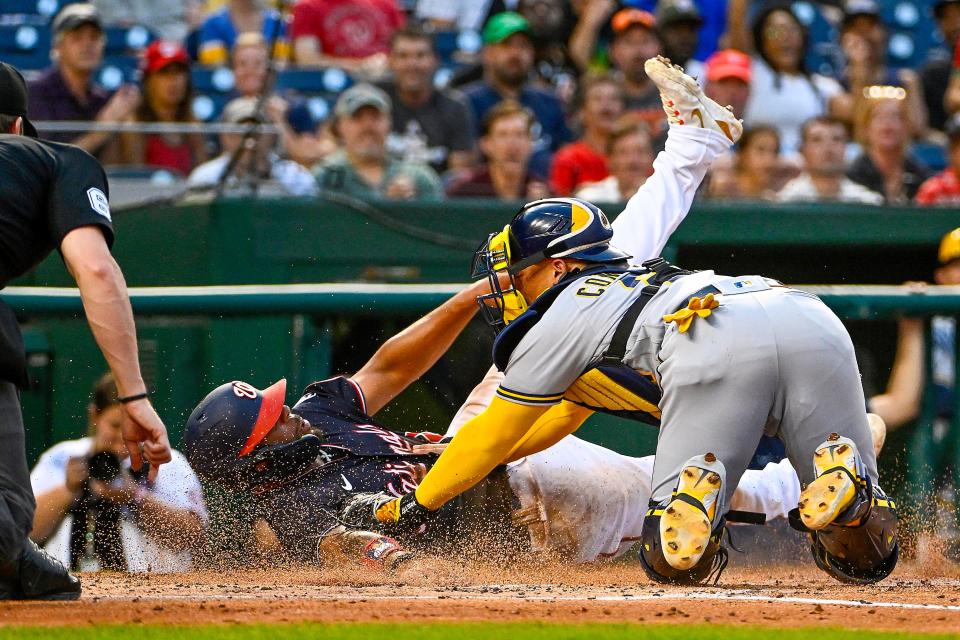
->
[650, 288, 878, 507]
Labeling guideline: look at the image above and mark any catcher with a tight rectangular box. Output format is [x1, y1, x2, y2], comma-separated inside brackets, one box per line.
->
[343, 58, 900, 585]
[181, 275, 845, 569]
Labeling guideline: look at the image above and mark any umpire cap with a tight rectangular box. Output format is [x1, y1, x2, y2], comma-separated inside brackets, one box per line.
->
[183, 379, 286, 482]
[0, 63, 38, 138]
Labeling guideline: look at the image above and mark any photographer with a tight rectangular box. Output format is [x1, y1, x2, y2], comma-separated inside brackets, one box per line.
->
[29, 375, 207, 573]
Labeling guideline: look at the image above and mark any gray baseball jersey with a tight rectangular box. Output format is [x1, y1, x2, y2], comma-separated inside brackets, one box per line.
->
[497, 269, 722, 406]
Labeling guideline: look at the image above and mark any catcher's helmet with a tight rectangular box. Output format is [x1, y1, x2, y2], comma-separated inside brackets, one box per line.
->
[182, 379, 287, 483]
[470, 198, 631, 331]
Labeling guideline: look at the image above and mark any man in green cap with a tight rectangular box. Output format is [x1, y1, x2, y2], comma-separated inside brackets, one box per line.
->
[461, 11, 571, 177]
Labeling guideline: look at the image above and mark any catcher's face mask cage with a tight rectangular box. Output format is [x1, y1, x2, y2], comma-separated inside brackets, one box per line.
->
[471, 225, 530, 333]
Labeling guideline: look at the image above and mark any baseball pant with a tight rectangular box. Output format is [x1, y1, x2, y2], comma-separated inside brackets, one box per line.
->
[448, 366, 804, 561]
[650, 287, 878, 507]
[0, 381, 34, 565]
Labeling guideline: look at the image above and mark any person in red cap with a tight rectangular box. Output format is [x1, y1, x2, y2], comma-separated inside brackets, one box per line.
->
[121, 41, 208, 176]
[703, 49, 752, 118]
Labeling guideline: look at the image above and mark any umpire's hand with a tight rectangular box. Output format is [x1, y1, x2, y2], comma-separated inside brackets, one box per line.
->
[122, 398, 172, 481]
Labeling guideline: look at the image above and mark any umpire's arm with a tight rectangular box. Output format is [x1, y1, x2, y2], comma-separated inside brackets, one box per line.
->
[61, 226, 172, 477]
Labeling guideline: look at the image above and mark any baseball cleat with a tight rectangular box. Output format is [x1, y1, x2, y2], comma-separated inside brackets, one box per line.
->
[643, 55, 743, 143]
[660, 452, 726, 571]
[798, 433, 865, 530]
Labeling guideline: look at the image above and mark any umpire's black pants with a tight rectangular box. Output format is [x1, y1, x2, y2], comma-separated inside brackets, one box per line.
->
[0, 381, 33, 565]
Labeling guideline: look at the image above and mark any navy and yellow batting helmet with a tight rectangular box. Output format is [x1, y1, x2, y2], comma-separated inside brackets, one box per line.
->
[471, 198, 632, 331]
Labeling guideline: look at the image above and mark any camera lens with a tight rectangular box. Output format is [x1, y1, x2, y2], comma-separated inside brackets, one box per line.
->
[87, 451, 121, 482]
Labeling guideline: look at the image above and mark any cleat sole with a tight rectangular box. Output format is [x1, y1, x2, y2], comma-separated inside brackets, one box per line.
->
[660, 499, 711, 570]
[659, 460, 723, 570]
[798, 436, 859, 530]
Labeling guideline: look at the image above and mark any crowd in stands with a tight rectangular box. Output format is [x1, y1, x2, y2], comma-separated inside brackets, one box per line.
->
[4, 0, 960, 204]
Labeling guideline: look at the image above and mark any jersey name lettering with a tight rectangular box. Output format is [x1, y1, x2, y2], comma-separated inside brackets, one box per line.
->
[575, 272, 650, 298]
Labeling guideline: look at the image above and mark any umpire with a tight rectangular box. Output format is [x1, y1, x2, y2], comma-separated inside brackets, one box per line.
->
[0, 62, 172, 600]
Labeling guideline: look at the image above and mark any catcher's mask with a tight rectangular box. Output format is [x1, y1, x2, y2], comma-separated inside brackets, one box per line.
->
[470, 198, 631, 332]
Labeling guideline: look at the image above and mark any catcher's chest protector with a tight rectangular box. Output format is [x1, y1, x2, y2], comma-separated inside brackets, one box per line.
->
[492, 261, 692, 425]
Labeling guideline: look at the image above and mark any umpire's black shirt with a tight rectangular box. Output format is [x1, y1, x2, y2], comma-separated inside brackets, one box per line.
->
[0, 134, 114, 385]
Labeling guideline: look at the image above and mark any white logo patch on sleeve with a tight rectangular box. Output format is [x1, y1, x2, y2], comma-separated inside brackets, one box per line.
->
[86, 187, 111, 221]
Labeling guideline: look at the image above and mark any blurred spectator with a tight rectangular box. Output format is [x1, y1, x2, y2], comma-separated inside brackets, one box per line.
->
[777, 116, 883, 204]
[446, 99, 549, 199]
[703, 49, 751, 118]
[314, 84, 443, 200]
[30, 374, 206, 574]
[916, 115, 960, 204]
[28, 4, 140, 162]
[707, 125, 783, 199]
[549, 73, 624, 195]
[461, 12, 571, 176]
[187, 97, 319, 195]
[923, 0, 960, 131]
[568, 0, 619, 72]
[382, 27, 477, 175]
[121, 41, 208, 175]
[942, 25, 960, 128]
[232, 31, 269, 97]
[575, 116, 654, 202]
[519, 0, 579, 95]
[831, 0, 927, 136]
[741, 5, 842, 155]
[92, 0, 194, 43]
[291, 0, 405, 77]
[608, 9, 662, 118]
[848, 86, 933, 203]
[655, 0, 704, 80]
[415, 0, 502, 31]
[198, 0, 289, 66]
[233, 33, 336, 168]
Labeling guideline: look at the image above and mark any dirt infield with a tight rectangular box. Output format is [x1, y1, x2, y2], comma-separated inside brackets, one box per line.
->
[4, 557, 960, 634]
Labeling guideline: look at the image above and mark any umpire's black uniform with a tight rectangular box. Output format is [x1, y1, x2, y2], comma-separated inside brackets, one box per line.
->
[0, 63, 113, 599]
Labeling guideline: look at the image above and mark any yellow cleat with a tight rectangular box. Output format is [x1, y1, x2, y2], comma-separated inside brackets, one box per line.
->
[798, 433, 862, 530]
[660, 453, 725, 571]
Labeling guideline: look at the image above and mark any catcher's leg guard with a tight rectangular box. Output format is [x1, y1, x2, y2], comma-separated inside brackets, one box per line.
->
[639, 453, 728, 585]
[791, 434, 899, 584]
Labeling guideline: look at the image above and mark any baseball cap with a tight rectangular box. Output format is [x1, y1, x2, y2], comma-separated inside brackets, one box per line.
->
[52, 3, 102, 36]
[482, 12, 532, 44]
[611, 8, 657, 35]
[841, 0, 881, 28]
[656, 0, 703, 28]
[222, 97, 262, 123]
[182, 379, 287, 480]
[334, 83, 391, 118]
[939, 228, 960, 265]
[142, 40, 190, 75]
[705, 49, 752, 83]
[0, 62, 38, 137]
